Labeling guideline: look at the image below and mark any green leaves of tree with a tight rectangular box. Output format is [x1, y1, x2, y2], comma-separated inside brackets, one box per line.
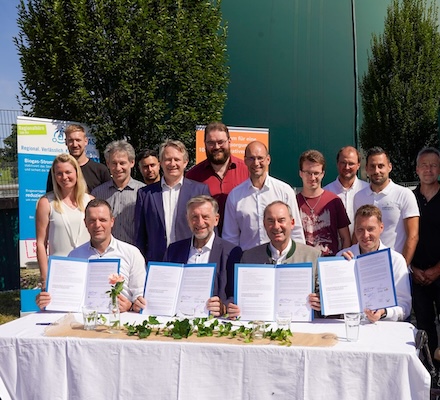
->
[359, 0, 440, 181]
[15, 0, 229, 160]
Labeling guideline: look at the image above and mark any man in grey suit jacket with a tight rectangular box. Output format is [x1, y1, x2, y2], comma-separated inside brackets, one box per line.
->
[228, 200, 322, 318]
[135, 140, 210, 261]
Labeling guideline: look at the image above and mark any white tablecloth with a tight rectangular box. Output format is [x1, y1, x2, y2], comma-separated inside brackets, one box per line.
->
[0, 312, 430, 400]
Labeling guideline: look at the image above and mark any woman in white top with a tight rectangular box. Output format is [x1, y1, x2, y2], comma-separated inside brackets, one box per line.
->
[36, 153, 94, 289]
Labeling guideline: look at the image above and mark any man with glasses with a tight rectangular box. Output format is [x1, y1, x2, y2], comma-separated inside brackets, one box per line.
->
[324, 146, 369, 235]
[297, 149, 351, 256]
[223, 141, 305, 251]
[186, 122, 248, 235]
[411, 147, 440, 360]
[353, 146, 419, 265]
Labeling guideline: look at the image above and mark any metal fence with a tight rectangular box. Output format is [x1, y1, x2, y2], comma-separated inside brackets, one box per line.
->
[0, 109, 20, 198]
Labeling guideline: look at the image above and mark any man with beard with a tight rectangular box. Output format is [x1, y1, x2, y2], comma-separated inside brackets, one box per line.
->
[46, 124, 110, 193]
[324, 146, 369, 235]
[186, 122, 248, 235]
[137, 148, 161, 185]
[354, 147, 419, 265]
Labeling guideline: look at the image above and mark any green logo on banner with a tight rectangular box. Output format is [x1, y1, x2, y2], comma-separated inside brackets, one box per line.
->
[17, 125, 47, 135]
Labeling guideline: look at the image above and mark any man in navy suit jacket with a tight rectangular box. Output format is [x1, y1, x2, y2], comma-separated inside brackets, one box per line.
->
[162, 195, 242, 316]
[135, 139, 210, 261]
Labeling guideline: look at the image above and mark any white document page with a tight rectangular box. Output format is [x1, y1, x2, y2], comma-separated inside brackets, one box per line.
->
[176, 264, 215, 317]
[235, 264, 275, 321]
[318, 257, 360, 315]
[356, 249, 397, 311]
[45, 257, 88, 312]
[84, 259, 120, 313]
[275, 264, 313, 322]
[142, 263, 183, 316]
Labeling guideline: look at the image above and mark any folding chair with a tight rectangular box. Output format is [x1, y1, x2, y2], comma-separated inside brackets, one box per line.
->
[415, 329, 440, 399]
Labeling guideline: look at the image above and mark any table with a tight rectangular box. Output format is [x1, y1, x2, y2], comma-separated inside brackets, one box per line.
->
[0, 312, 430, 400]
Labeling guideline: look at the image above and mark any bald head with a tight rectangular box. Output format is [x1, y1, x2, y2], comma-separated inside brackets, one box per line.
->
[336, 146, 361, 186]
[244, 141, 270, 181]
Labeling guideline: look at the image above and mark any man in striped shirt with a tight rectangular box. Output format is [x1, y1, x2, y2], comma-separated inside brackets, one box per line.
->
[92, 140, 145, 245]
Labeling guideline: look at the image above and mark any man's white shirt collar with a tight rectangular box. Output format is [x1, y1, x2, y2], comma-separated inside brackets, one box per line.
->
[248, 174, 270, 191]
[161, 176, 184, 189]
[188, 233, 216, 264]
[88, 235, 116, 256]
[269, 239, 292, 264]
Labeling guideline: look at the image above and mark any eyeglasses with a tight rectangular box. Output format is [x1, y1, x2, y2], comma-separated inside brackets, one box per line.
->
[338, 161, 357, 167]
[245, 156, 266, 163]
[205, 139, 228, 148]
[418, 163, 439, 170]
[301, 170, 323, 177]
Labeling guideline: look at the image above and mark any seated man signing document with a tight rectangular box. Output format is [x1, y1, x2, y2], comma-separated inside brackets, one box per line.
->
[133, 195, 242, 316]
[37, 199, 146, 312]
[227, 201, 321, 319]
[316, 204, 411, 323]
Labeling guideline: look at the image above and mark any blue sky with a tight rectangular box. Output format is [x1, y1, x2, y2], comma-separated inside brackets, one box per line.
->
[0, 1, 21, 110]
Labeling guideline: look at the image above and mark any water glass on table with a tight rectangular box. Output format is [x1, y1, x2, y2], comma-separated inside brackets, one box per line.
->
[252, 320, 266, 339]
[276, 311, 292, 330]
[344, 312, 361, 342]
[82, 306, 98, 330]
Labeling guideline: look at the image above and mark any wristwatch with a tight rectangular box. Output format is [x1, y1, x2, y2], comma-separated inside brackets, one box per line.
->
[380, 309, 387, 320]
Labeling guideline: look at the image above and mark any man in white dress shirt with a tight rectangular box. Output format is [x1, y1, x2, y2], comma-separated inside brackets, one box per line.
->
[37, 199, 147, 312]
[222, 141, 305, 251]
[324, 146, 369, 235]
[336, 204, 411, 322]
[353, 146, 419, 265]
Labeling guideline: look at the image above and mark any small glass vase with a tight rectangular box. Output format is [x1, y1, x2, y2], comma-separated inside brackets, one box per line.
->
[108, 296, 121, 333]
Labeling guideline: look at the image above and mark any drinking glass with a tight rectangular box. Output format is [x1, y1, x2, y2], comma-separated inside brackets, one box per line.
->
[344, 312, 361, 342]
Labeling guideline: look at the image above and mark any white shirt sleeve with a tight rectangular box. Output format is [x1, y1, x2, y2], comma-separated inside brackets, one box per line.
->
[222, 192, 241, 246]
[385, 250, 412, 321]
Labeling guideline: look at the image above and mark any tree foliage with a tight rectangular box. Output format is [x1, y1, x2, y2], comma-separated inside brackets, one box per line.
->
[14, 0, 229, 160]
[359, 0, 440, 182]
[0, 125, 18, 180]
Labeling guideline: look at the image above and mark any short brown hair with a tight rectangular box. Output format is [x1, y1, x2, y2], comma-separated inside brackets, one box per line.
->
[204, 122, 229, 140]
[85, 198, 114, 218]
[299, 149, 326, 171]
[355, 204, 382, 223]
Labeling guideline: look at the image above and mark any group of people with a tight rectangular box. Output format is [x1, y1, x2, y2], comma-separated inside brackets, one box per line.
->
[34, 122, 440, 358]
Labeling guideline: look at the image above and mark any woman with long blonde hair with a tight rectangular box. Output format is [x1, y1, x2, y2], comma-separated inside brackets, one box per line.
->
[36, 153, 94, 288]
